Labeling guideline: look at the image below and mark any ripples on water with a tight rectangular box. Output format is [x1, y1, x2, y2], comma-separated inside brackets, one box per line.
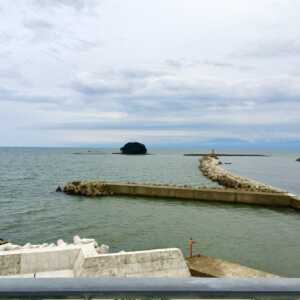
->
[1, 147, 300, 276]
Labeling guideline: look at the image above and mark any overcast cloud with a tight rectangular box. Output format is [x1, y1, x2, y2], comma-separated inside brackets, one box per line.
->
[0, 0, 300, 147]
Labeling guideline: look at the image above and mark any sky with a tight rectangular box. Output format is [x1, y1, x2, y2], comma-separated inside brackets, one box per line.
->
[0, 0, 300, 148]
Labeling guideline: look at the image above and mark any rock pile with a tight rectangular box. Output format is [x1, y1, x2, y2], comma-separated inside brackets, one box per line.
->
[0, 235, 110, 254]
[63, 181, 113, 197]
[63, 180, 226, 197]
[200, 155, 284, 193]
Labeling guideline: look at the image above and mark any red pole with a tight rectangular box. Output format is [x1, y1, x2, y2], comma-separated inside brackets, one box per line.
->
[189, 238, 196, 258]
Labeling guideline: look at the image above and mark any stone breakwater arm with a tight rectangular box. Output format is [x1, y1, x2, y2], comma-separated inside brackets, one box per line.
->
[63, 181, 113, 197]
[199, 155, 284, 193]
[62, 180, 300, 211]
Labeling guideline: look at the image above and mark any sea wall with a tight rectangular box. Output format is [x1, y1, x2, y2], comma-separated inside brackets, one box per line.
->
[0, 236, 104, 277]
[199, 155, 284, 193]
[0, 247, 190, 278]
[63, 180, 300, 209]
[77, 248, 190, 277]
[0, 237, 190, 278]
[0, 246, 82, 277]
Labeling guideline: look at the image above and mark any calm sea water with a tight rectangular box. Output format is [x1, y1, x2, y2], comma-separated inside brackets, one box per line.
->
[1, 147, 300, 276]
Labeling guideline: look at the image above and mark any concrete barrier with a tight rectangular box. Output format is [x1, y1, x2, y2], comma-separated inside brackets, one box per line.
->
[20, 247, 81, 274]
[0, 246, 82, 277]
[0, 253, 21, 276]
[1, 238, 280, 278]
[0, 244, 190, 278]
[77, 248, 190, 277]
[64, 181, 300, 210]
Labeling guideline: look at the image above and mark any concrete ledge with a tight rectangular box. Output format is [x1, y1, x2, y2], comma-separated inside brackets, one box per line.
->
[78, 248, 190, 277]
[0, 244, 190, 278]
[186, 255, 278, 278]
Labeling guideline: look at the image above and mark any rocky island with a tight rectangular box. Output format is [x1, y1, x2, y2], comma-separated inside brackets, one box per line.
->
[120, 142, 147, 155]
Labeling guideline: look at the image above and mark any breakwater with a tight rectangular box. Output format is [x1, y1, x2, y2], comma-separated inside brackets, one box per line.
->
[199, 155, 284, 193]
[63, 181, 300, 210]
[1, 234, 275, 278]
[0, 236, 189, 278]
[184, 153, 269, 157]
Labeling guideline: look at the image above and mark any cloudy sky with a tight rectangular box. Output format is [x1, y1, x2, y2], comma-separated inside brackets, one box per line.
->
[1, 0, 300, 147]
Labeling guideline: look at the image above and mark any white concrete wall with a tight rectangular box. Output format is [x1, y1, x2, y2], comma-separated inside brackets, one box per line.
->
[1, 245, 190, 278]
[76, 248, 190, 277]
[0, 245, 82, 276]
[0, 253, 21, 276]
[20, 246, 81, 274]
[73, 244, 97, 277]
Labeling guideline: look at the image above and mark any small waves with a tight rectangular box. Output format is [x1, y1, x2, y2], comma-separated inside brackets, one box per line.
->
[1, 176, 38, 184]
[5, 206, 48, 218]
[0, 199, 12, 204]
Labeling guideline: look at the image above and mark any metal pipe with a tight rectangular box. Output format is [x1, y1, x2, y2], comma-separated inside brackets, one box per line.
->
[0, 278, 300, 299]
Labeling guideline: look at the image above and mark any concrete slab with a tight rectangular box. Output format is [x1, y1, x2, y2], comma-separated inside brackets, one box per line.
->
[186, 254, 278, 278]
[78, 248, 190, 277]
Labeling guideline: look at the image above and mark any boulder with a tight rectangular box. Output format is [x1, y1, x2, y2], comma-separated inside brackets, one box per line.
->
[73, 235, 98, 248]
[56, 186, 62, 192]
[57, 239, 67, 247]
[0, 243, 21, 251]
[0, 238, 8, 245]
[120, 142, 147, 155]
[296, 158, 300, 162]
[97, 244, 110, 254]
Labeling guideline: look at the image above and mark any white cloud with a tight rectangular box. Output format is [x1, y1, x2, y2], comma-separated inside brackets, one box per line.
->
[0, 0, 300, 146]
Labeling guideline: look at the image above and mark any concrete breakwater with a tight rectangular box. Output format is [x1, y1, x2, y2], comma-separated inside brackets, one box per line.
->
[0, 236, 189, 278]
[63, 180, 300, 210]
[0, 235, 276, 278]
[199, 155, 284, 193]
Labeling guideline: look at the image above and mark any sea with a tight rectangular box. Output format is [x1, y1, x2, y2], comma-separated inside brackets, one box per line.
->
[1, 147, 300, 277]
